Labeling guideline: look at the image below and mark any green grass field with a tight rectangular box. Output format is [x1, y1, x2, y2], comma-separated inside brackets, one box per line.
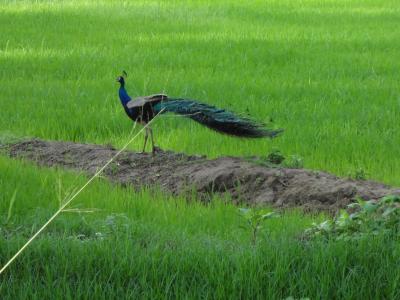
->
[1, 0, 400, 298]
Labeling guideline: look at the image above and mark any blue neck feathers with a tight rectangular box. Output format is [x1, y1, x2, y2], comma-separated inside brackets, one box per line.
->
[118, 86, 131, 106]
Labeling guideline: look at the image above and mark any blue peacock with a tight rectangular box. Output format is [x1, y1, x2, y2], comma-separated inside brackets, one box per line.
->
[117, 71, 283, 153]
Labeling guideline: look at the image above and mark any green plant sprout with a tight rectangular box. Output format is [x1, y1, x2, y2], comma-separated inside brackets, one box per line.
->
[239, 208, 279, 245]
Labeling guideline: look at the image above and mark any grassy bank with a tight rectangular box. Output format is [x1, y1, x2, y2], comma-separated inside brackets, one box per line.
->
[1, 156, 399, 299]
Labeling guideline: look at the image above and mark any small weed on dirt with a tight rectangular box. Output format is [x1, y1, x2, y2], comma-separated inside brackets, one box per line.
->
[248, 149, 304, 169]
[283, 155, 304, 169]
[348, 168, 368, 180]
[266, 149, 286, 165]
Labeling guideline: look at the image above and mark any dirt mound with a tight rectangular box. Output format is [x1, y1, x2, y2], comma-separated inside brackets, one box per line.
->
[5, 139, 400, 212]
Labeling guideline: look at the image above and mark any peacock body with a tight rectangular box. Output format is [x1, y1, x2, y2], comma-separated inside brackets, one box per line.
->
[117, 74, 283, 152]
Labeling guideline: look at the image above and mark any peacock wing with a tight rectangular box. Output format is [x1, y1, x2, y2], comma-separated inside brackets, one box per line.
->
[126, 97, 146, 109]
[126, 94, 168, 109]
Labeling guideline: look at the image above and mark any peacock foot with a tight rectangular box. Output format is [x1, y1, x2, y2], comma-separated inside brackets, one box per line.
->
[152, 146, 162, 154]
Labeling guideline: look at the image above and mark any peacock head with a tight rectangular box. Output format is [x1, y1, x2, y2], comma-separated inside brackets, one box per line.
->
[116, 76, 125, 85]
[116, 70, 128, 86]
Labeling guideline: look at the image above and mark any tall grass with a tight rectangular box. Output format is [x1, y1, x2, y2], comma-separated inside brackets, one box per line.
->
[0, 0, 399, 184]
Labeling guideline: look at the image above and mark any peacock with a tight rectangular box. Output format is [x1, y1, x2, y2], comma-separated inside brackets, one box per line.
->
[116, 71, 283, 153]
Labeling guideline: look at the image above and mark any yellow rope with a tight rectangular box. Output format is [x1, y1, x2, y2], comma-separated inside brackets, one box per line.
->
[0, 110, 164, 275]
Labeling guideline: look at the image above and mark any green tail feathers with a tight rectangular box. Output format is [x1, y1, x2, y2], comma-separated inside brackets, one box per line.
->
[153, 99, 283, 138]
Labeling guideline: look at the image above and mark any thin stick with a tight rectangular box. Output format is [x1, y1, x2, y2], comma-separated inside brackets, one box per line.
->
[161, 112, 202, 118]
[0, 110, 164, 275]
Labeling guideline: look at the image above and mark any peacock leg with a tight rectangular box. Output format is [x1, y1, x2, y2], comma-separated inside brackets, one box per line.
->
[149, 127, 156, 153]
[142, 127, 148, 153]
[149, 127, 161, 153]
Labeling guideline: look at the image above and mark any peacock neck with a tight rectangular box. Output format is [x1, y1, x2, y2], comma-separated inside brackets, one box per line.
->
[119, 86, 131, 106]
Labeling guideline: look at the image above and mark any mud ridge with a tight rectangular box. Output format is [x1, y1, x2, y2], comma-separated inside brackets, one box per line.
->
[5, 139, 400, 213]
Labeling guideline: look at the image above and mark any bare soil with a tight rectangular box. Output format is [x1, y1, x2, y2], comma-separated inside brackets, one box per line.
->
[5, 139, 400, 213]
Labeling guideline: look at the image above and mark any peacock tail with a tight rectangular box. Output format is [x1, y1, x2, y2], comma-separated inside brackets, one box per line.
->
[153, 99, 283, 138]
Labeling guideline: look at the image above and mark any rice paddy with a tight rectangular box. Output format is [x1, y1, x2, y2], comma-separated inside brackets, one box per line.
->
[1, 0, 400, 298]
